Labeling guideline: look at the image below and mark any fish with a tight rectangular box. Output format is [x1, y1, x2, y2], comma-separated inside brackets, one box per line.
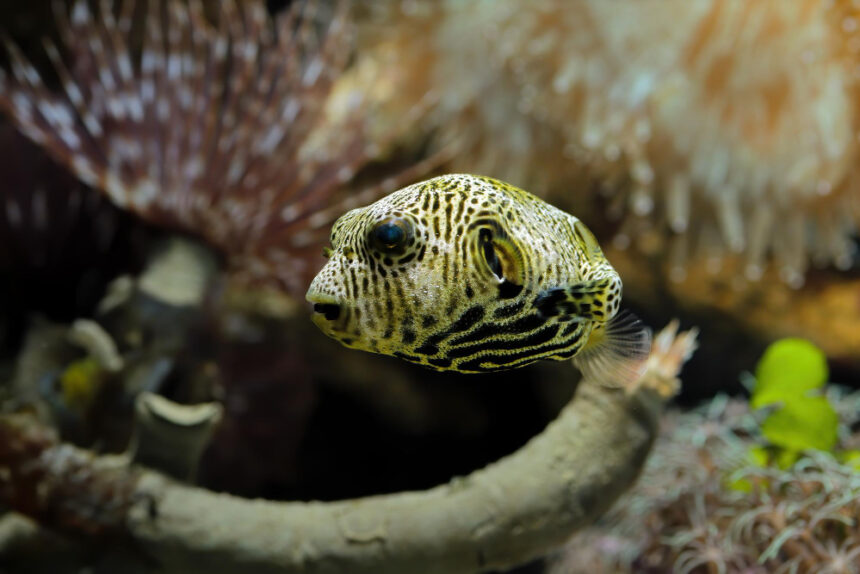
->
[306, 174, 651, 383]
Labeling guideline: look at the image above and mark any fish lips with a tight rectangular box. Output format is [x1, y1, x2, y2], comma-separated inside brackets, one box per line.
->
[306, 291, 349, 333]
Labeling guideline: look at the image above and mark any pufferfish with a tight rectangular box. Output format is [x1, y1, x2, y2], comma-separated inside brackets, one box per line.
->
[306, 174, 651, 383]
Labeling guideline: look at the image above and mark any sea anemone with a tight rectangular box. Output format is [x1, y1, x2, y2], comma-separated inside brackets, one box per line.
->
[549, 389, 860, 573]
[0, 0, 429, 300]
[356, 0, 860, 286]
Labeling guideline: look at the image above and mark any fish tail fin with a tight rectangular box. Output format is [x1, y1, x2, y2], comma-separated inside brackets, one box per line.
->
[573, 310, 652, 388]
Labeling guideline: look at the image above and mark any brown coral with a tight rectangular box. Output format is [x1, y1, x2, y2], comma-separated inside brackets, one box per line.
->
[356, 0, 860, 286]
[0, 413, 140, 537]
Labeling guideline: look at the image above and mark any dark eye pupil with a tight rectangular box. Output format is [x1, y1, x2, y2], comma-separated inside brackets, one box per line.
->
[375, 223, 404, 246]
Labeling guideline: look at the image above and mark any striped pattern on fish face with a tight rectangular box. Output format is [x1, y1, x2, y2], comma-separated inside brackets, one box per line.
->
[306, 173, 623, 373]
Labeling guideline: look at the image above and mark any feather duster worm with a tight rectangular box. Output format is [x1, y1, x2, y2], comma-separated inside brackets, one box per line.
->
[0, 0, 430, 300]
[356, 0, 860, 287]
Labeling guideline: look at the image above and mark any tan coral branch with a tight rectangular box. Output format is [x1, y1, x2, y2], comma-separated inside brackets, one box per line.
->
[125, 385, 660, 574]
[0, 323, 695, 574]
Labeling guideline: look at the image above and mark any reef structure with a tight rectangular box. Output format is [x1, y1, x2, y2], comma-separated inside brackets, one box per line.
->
[551, 388, 860, 573]
[0, 322, 697, 574]
[356, 0, 860, 286]
[0, 0, 430, 302]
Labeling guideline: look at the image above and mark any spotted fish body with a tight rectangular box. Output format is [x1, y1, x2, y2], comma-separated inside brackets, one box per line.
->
[307, 174, 650, 380]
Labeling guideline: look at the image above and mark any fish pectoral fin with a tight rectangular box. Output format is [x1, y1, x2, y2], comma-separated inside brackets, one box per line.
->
[534, 278, 616, 322]
[573, 310, 652, 388]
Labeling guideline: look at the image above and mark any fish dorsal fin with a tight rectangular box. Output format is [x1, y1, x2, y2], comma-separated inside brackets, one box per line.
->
[534, 277, 619, 323]
[573, 310, 652, 388]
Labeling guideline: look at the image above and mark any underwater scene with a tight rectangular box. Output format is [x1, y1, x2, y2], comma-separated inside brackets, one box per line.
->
[0, 1, 858, 573]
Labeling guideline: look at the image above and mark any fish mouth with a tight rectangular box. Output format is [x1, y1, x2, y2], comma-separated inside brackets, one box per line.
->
[312, 302, 341, 321]
[306, 291, 346, 331]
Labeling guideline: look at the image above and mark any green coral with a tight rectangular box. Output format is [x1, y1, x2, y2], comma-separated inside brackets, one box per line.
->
[760, 396, 838, 453]
[751, 338, 828, 409]
[751, 338, 839, 462]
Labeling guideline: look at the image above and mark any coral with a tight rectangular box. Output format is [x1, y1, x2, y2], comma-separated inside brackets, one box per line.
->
[356, 0, 860, 286]
[0, 0, 429, 300]
[0, 413, 140, 537]
[0, 321, 697, 573]
[752, 338, 841, 460]
[549, 389, 860, 574]
[603, 243, 860, 371]
[634, 319, 699, 398]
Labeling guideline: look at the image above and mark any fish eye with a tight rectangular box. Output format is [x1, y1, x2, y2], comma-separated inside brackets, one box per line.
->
[370, 217, 411, 253]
